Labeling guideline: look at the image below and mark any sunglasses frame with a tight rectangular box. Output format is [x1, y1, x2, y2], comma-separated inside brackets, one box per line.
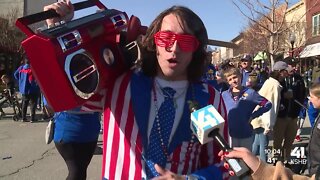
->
[154, 31, 200, 52]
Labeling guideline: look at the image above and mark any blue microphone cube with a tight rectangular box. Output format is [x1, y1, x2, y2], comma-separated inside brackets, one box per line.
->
[190, 105, 225, 144]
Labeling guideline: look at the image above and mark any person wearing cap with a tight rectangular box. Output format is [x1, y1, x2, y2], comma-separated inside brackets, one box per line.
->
[250, 61, 288, 163]
[283, 62, 306, 143]
[271, 60, 303, 166]
[240, 54, 263, 90]
[240, 54, 253, 87]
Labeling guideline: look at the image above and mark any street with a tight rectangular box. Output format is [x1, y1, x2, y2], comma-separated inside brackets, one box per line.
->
[0, 107, 102, 180]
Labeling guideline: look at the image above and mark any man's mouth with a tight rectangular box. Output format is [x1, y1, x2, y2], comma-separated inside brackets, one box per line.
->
[168, 58, 178, 64]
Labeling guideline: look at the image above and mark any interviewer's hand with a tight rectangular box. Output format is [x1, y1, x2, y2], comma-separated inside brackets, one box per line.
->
[43, 0, 74, 27]
[218, 147, 259, 174]
[151, 164, 185, 180]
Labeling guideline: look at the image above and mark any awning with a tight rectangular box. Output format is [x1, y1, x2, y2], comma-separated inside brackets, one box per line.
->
[254, 51, 267, 61]
[300, 42, 320, 58]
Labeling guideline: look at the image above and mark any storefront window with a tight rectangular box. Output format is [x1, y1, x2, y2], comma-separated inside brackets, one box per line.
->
[312, 14, 320, 36]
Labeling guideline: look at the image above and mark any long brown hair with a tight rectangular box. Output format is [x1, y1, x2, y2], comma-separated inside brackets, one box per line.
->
[139, 6, 208, 82]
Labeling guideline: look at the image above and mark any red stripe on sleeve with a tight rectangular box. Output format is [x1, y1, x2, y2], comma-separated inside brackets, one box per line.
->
[121, 102, 135, 179]
[109, 72, 132, 179]
[101, 78, 116, 179]
[259, 98, 268, 106]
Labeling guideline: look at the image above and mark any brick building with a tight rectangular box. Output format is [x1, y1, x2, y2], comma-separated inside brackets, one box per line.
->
[299, 0, 320, 61]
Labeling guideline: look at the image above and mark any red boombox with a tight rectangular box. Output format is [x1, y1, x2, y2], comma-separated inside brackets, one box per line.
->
[15, 0, 146, 112]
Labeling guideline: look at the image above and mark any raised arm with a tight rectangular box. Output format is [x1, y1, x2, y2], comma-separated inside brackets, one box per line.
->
[43, 0, 74, 27]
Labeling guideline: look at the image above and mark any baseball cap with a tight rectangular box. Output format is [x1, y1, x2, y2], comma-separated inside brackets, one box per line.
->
[241, 54, 252, 61]
[273, 61, 288, 71]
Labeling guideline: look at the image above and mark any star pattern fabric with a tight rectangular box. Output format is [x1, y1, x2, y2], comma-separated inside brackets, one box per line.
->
[145, 87, 176, 178]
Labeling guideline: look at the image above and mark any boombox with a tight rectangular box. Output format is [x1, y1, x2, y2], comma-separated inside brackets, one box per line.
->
[16, 0, 147, 112]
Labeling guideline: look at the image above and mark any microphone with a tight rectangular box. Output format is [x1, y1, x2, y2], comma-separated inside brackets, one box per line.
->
[190, 103, 250, 178]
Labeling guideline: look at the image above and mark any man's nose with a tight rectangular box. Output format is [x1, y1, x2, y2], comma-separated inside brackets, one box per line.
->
[167, 40, 180, 52]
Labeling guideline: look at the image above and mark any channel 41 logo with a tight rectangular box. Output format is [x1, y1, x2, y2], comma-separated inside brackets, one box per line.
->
[288, 146, 307, 165]
[265, 146, 307, 165]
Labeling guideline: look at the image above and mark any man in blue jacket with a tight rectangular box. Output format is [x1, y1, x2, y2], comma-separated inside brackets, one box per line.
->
[14, 58, 40, 122]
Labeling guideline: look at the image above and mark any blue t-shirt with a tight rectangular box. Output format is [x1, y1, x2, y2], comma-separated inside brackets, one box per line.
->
[222, 87, 272, 138]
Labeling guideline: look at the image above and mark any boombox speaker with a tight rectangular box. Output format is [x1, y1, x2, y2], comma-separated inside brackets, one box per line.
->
[16, 0, 146, 111]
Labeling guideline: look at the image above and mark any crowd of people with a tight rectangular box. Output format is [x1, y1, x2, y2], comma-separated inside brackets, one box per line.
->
[205, 54, 320, 179]
[2, 0, 319, 179]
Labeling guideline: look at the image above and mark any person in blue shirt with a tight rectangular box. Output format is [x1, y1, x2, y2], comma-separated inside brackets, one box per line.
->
[14, 58, 40, 122]
[53, 109, 101, 180]
[294, 97, 320, 142]
[308, 101, 319, 127]
[222, 65, 272, 151]
[202, 63, 219, 88]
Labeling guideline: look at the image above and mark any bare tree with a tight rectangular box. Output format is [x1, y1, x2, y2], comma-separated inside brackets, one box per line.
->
[230, 0, 318, 68]
[0, 8, 25, 54]
[241, 20, 269, 56]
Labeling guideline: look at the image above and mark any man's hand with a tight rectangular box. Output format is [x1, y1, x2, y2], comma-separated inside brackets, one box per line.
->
[43, 0, 74, 27]
[151, 164, 185, 180]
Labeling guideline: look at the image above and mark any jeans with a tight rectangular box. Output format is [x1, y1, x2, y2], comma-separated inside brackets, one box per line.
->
[252, 127, 269, 162]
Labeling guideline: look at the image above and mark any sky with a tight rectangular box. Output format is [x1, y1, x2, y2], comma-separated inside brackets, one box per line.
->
[72, 0, 300, 43]
[73, 0, 248, 42]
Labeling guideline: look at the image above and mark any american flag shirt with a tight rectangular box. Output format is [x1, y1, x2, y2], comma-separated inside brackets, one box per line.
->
[87, 70, 229, 180]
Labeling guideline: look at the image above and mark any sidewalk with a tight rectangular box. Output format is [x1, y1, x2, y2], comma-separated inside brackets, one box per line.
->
[0, 107, 102, 180]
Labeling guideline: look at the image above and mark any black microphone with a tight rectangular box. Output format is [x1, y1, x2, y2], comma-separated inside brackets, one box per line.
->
[190, 103, 250, 178]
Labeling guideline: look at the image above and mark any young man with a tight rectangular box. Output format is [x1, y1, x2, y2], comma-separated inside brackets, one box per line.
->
[307, 82, 320, 177]
[222, 66, 271, 151]
[251, 61, 287, 162]
[44, 1, 228, 179]
[272, 61, 304, 164]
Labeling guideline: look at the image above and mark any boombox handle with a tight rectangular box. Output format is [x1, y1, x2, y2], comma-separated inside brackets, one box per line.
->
[16, 0, 106, 37]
